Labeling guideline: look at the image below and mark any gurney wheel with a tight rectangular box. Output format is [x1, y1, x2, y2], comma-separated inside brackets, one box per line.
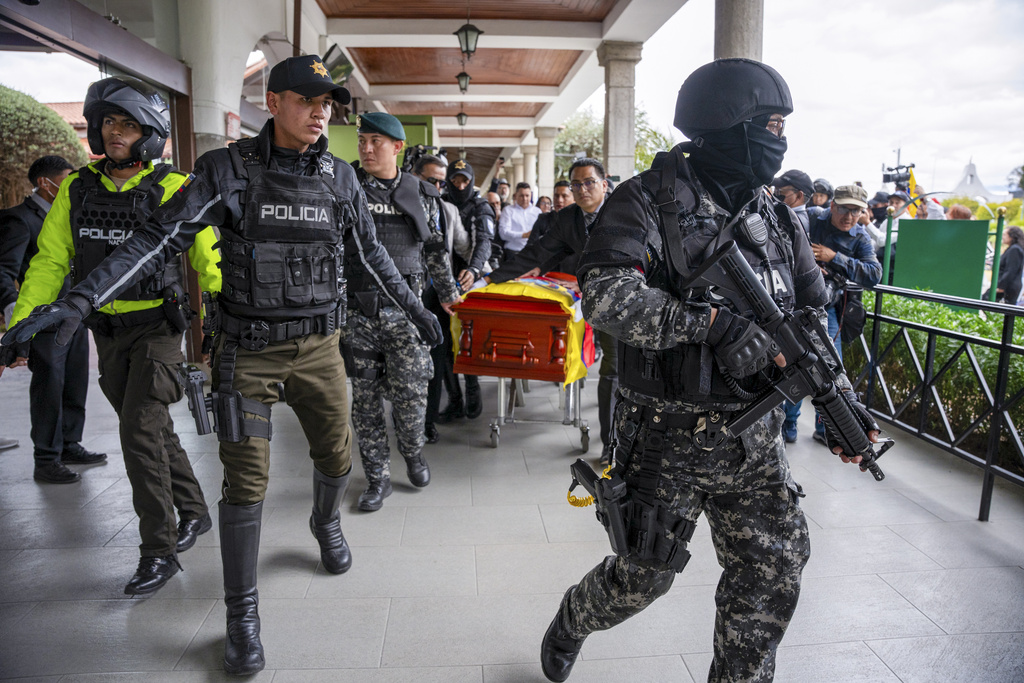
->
[580, 426, 590, 453]
[490, 426, 500, 448]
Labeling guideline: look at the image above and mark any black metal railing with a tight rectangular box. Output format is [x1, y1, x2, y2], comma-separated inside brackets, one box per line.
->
[846, 285, 1023, 521]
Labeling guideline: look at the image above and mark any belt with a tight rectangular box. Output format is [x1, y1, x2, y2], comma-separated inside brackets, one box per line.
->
[619, 398, 729, 449]
[85, 306, 166, 335]
[220, 306, 343, 351]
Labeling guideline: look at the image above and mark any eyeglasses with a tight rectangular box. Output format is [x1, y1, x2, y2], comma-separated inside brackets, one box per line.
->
[833, 204, 862, 217]
[570, 178, 601, 192]
[425, 177, 446, 189]
[751, 114, 786, 138]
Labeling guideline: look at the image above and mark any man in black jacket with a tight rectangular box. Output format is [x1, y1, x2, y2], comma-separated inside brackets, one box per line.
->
[2, 55, 441, 676]
[0, 156, 105, 483]
[478, 158, 618, 465]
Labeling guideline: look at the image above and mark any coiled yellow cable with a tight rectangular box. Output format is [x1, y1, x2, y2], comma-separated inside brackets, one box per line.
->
[566, 465, 614, 508]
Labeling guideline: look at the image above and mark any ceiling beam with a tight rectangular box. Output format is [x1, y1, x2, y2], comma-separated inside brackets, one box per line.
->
[325, 18, 602, 50]
[367, 85, 559, 103]
[438, 137, 524, 148]
[433, 116, 535, 130]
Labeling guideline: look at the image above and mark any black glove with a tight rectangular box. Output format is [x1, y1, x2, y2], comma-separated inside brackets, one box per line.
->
[0, 295, 91, 347]
[201, 334, 215, 357]
[413, 309, 444, 347]
[705, 307, 780, 379]
[0, 340, 29, 367]
[823, 389, 879, 455]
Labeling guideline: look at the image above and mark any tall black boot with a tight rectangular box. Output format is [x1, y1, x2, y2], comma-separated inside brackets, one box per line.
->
[310, 469, 352, 574]
[220, 501, 265, 676]
[541, 586, 587, 682]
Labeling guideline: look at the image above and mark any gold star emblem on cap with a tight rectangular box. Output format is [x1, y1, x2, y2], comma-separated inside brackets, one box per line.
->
[311, 61, 329, 78]
[454, 160, 466, 170]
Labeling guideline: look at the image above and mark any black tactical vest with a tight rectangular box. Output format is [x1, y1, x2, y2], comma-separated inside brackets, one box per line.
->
[218, 139, 350, 320]
[349, 169, 431, 295]
[619, 152, 798, 404]
[69, 164, 183, 301]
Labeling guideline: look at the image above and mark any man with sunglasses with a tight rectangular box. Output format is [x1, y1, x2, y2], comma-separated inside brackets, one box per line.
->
[348, 112, 460, 512]
[806, 184, 881, 443]
[0, 155, 105, 483]
[772, 169, 814, 233]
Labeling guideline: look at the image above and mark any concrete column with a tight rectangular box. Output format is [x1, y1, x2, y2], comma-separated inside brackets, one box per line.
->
[535, 126, 558, 198]
[714, 0, 763, 60]
[511, 156, 525, 188]
[596, 41, 643, 184]
[522, 145, 538, 197]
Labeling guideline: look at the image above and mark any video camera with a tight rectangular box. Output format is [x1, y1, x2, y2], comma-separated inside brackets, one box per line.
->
[401, 144, 440, 173]
[883, 163, 915, 190]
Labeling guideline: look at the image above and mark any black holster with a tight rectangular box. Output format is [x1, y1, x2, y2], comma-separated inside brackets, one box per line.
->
[162, 285, 194, 334]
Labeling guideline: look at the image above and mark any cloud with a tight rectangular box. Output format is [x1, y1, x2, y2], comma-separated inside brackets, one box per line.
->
[0, 51, 102, 102]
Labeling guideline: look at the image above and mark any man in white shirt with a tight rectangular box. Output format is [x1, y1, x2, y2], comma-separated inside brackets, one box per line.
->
[497, 182, 541, 258]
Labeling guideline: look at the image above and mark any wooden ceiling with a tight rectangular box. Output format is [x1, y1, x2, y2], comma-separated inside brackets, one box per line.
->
[315, 0, 617, 22]
[386, 101, 544, 117]
[440, 129, 527, 138]
[348, 47, 580, 87]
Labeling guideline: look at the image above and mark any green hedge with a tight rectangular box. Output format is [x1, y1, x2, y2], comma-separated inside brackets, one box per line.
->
[844, 291, 1024, 476]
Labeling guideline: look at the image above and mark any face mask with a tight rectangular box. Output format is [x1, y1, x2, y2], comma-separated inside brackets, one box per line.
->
[871, 206, 888, 222]
[744, 123, 788, 187]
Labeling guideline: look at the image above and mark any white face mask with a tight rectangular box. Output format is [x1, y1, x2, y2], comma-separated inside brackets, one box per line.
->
[39, 176, 63, 201]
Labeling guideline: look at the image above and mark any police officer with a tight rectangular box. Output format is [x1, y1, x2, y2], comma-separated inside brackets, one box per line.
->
[1, 155, 106, 484]
[345, 112, 460, 511]
[438, 160, 495, 420]
[2, 56, 442, 675]
[539, 59, 879, 683]
[4, 77, 220, 594]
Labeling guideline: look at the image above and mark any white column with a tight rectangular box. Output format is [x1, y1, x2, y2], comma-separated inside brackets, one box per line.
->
[535, 126, 558, 198]
[512, 155, 525, 188]
[522, 145, 538, 197]
[596, 41, 643, 184]
[714, 0, 763, 60]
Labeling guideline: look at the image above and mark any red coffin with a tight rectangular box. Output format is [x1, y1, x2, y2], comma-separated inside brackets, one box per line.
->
[452, 292, 572, 382]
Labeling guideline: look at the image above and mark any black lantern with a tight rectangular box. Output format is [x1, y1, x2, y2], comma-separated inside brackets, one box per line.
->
[454, 23, 483, 58]
[456, 111, 469, 127]
[456, 71, 471, 94]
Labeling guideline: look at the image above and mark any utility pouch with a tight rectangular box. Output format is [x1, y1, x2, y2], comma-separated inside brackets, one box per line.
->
[162, 286, 193, 334]
[353, 291, 380, 318]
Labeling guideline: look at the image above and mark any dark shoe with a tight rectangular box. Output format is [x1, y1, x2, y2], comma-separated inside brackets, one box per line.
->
[310, 469, 352, 574]
[124, 555, 180, 595]
[33, 461, 80, 484]
[176, 513, 212, 553]
[405, 454, 430, 488]
[541, 587, 587, 682]
[599, 444, 613, 469]
[357, 479, 393, 512]
[465, 383, 483, 419]
[425, 424, 440, 444]
[220, 501, 265, 675]
[437, 400, 465, 423]
[783, 421, 798, 444]
[61, 443, 107, 465]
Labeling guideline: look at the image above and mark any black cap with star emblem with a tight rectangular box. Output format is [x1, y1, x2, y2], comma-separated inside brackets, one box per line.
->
[447, 158, 473, 182]
[267, 55, 351, 104]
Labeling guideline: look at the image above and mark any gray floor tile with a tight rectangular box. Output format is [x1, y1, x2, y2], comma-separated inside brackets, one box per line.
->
[274, 666, 483, 682]
[784, 574, 944, 646]
[0, 547, 141, 602]
[802, 525, 943, 578]
[470, 473, 574, 506]
[0, 600, 37, 629]
[867, 632, 1024, 683]
[0, 472, 121, 510]
[0, 548, 20, 566]
[888, 518, 1024, 569]
[401, 505, 547, 546]
[800, 487, 941, 529]
[178, 597, 390, 671]
[537, 502, 611, 545]
[58, 673, 275, 682]
[476, 541, 610, 595]
[383, 594, 554, 667]
[427, 449, 530, 478]
[485, 655, 692, 683]
[306, 544, 477, 598]
[0, 599, 216, 678]
[265, 501, 408, 548]
[880, 566, 1024, 634]
[0, 507, 136, 550]
[685, 640, 902, 683]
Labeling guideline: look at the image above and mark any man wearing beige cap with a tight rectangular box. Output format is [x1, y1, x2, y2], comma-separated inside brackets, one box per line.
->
[802, 184, 881, 443]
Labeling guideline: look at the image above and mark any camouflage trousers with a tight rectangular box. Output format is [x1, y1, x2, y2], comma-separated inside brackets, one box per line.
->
[344, 306, 433, 485]
[563, 401, 810, 683]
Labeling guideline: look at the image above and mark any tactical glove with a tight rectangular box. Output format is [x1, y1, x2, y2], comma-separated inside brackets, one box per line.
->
[0, 295, 91, 347]
[413, 309, 444, 347]
[0, 340, 29, 367]
[705, 306, 780, 379]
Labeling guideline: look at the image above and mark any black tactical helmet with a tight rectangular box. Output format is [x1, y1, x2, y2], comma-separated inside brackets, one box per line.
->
[673, 58, 793, 140]
[83, 76, 171, 162]
[812, 178, 834, 200]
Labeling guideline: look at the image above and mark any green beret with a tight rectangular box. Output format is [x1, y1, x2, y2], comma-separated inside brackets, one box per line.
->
[356, 112, 405, 141]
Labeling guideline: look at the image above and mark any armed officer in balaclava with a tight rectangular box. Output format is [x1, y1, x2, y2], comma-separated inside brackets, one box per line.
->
[540, 58, 879, 683]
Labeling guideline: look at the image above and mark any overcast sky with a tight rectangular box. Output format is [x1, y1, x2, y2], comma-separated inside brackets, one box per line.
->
[3, 0, 1022, 196]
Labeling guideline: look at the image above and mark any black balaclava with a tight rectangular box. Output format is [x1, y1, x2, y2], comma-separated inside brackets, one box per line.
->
[687, 120, 787, 210]
[871, 206, 888, 222]
[445, 161, 476, 207]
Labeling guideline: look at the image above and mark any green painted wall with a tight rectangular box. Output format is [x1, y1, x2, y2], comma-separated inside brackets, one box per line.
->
[328, 115, 433, 166]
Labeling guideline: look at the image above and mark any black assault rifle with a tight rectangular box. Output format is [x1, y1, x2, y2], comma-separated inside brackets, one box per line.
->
[686, 240, 892, 480]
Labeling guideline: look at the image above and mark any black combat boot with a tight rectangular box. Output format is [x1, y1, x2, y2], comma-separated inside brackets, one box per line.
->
[357, 479, 393, 512]
[541, 586, 587, 682]
[404, 453, 430, 487]
[465, 377, 483, 419]
[437, 399, 465, 423]
[220, 501, 265, 675]
[310, 468, 353, 574]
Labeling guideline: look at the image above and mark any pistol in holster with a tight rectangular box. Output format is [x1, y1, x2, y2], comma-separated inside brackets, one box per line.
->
[570, 458, 630, 556]
[176, 364, 213, 435]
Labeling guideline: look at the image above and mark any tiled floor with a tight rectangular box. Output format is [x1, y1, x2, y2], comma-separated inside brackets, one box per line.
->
[1, 354, 1023, 682]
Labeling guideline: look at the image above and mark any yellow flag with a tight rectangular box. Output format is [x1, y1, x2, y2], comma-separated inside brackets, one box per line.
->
[905, 167, 918, 218]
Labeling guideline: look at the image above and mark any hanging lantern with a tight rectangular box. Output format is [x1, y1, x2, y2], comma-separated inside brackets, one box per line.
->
[456, 111, 468, 127]
[456, 71, 471, 94]
[454, 23, 483, 58]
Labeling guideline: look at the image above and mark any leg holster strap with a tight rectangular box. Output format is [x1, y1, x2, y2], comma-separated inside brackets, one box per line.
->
[624, 499, 696, 573]
[213, 340, 272, 443]
[341, 344, 386, 380]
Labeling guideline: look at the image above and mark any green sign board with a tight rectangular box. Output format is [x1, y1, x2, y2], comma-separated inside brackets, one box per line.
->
[891, 219, 990, 299]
